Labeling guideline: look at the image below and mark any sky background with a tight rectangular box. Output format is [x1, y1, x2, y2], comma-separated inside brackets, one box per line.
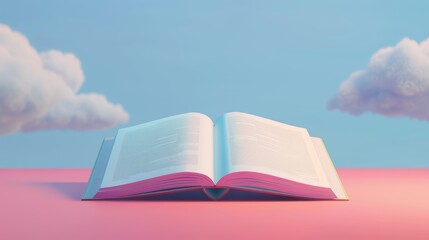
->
[0, 0, 428, 168]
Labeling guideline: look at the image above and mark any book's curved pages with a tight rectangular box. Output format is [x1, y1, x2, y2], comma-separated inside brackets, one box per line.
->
[83, 112, 348, 201]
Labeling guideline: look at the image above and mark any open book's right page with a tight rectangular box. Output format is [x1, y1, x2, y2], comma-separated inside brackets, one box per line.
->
[214, 112, 330, 189]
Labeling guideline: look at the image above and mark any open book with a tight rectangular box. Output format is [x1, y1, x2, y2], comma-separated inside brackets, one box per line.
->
[83, 112, 348, 200]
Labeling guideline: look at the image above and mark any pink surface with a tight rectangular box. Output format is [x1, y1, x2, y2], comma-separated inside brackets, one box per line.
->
[1, 169, 429, 240]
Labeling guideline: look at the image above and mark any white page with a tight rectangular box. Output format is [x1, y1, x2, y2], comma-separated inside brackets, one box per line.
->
[311, 137, 348, 199]
[101, 113, 213, 188]
[219, 112, 329, 187]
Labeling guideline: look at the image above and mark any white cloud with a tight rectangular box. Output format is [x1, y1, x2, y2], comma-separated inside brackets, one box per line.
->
[0, 23, 129, 135]
[328, 38, 429, 121]
[40, 50, 84, 92]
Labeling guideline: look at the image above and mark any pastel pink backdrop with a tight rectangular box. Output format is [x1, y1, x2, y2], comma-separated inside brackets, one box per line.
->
[1, 169, 428, 239]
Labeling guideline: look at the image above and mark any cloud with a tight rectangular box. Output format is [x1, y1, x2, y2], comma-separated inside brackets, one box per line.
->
[0, 23, 129, 135]
[328, 38, 429, 121]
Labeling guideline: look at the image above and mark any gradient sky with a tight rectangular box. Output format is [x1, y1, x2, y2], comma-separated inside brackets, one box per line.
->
[1, 0, 428, 168]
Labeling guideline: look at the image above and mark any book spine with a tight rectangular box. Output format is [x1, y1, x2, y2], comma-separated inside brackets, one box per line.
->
[82, 137, 115, 200]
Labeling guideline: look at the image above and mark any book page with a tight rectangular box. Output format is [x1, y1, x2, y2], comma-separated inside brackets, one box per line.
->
[311, 137, 348, 199]
[217, 112, 329, 187]
[82, 137, 115, 199]
[101, 113, 214, 188]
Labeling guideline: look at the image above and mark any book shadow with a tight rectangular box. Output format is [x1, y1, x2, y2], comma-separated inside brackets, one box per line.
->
[42, 182, 326, 202]
[42, 182, 88, 201]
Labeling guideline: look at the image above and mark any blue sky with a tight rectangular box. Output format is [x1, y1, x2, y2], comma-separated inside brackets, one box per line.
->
[1, 0, 428, 167]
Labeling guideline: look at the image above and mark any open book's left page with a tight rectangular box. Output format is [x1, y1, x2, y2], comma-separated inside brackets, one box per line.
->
[101, 113, 214, 188]
[83, 113, 215, 199]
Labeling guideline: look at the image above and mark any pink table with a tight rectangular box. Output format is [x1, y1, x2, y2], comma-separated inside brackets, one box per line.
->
[1, 169, 429, 240]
